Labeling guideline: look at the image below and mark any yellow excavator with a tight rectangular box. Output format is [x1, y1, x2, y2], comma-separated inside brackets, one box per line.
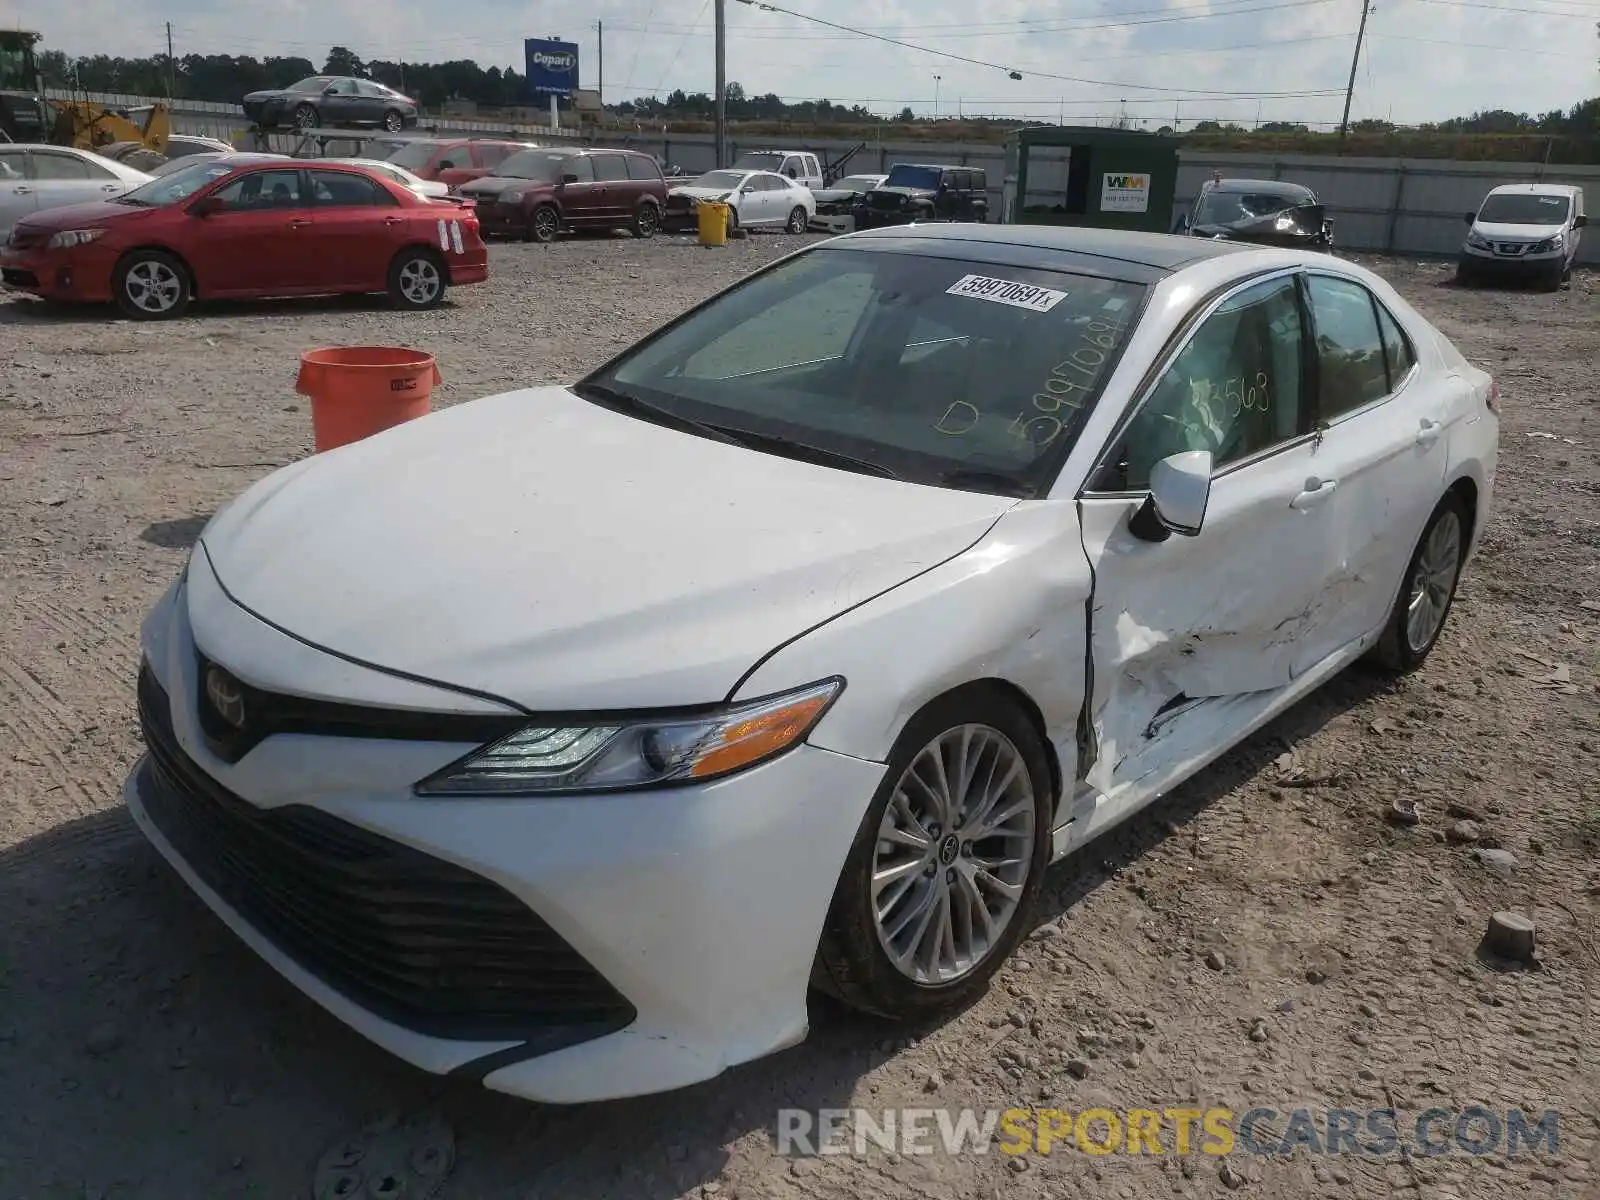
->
[0, 30, 170, 152]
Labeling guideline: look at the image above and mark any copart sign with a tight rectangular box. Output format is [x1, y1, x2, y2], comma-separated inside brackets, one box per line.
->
[525, 38, 580, 98]
[1100, 172, 1151, 214]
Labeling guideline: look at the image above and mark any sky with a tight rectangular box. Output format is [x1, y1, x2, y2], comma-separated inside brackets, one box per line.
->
[7, 0, 1598, 128]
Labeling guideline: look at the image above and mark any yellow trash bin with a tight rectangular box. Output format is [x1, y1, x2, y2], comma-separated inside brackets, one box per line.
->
[697, 201, 730, 247]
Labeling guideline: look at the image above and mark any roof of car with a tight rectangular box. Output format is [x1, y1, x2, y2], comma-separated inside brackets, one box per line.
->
[834, 223, 1255, 276]
[1486, 182, 1581, 197]
[893, 163, 980, 171]
[1207, 178, 1315, 196]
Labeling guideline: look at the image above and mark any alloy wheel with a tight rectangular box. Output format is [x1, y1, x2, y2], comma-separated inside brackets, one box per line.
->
[871, 724, 1036, 984]
[124, 260, 183, 314]
[398, 258, 441, 306]
[533, 208, 559, 241]
[1405, 509, 1462, 653]
[384, 110, 403, 132]
[293, 104, 317, 129]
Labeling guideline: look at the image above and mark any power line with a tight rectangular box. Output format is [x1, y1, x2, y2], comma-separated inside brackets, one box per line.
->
[731, 0, 1348, 96]
[1370, 31, 1595, 55]
[1410, 0, 1598, 13]
[650, 0, 714, 96]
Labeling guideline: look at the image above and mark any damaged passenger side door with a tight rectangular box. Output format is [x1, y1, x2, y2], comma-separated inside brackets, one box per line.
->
[1075, 269, 1332, 801]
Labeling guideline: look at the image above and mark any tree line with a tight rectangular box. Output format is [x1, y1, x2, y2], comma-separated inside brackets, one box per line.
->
[31, 40, 1600, 136]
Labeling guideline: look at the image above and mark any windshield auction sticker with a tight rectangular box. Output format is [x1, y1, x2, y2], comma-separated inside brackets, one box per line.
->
[946, 274, 1068, 313]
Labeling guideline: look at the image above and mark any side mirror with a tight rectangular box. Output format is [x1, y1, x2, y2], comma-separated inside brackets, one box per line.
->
[741, 185, 756, 194]
[437, 159, 456, 170]
[323, 85, 338, 95]
[1574, 214, 1587, 228]
[1462, 211, 1476, 224]
[189, 196, 223, 217]
[1129, 450, 1213, 542]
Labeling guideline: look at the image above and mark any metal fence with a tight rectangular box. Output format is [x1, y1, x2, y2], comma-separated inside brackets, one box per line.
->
[57, 89, 1595, 263]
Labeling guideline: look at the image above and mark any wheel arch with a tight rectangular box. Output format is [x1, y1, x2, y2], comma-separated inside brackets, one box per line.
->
[896, 678, 1062, 817]
[390, 239, 450, 280]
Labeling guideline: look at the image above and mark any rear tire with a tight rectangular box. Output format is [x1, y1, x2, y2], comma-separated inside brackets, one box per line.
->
[812, 686, 1053, 1021]
[113, 249, 191, 320]
[528, 204, 560, 244]
[382, 109, 404, 133]
[387, 248, 446, 310]
[292, 103, 318, 130]
[631, 202, 660, 239]
[1370, 493, 1468, 673]
[785, 205, 808, 234]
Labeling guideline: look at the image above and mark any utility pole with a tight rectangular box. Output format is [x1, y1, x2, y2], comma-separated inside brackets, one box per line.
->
[597, 19, 604, 106]
[1338, 0, 1372, 138]
[933, 74, 941, 120]
[714, 0, 727, 166]
[165, 22, 175, 100]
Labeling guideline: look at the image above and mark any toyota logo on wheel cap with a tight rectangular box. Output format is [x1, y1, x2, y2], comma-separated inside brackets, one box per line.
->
[205, 665, 246, 729]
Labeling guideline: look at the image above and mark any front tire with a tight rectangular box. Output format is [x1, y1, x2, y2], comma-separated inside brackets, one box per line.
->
[292, 103, 318, 130]
[113, 249, 191, 320]
[786, 205, 809, 234]
[387, 248, 446, 310]
[631, 202, 660, 239]
[528, 204, 560, 244]
[1371, 493, 1468, 673]
[813, 686, 1053, 1020]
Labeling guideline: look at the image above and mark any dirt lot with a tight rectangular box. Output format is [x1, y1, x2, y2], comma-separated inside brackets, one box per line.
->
[1, 234, 1596, 1200]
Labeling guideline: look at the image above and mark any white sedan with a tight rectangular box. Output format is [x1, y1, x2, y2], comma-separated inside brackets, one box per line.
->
[0, 144, 151, 243]
[667, 167, 814, 233]
[317, 157, 450, 200]
[126, 225, 1497, 1105]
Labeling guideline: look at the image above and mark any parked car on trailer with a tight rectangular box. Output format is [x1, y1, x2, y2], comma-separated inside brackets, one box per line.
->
[1458, 182, 1585, 290]
[663, 168, 814, 235]
[242, 76, 419, 132]
[1, 158, 485, 318]
[457, 146, 668, 242]
[0, 144, 151, 243]
[809, 172, 888, 234]
[855, 163, 988, 229]
[382, 138, 536, 191]
[122, 224, 1496, 1105]
[1176, 177, 1334, 250]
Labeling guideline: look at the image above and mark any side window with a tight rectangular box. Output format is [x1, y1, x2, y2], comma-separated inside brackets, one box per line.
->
[1306, 275, 1391, 420]
[954, 170, 972, 192]
[1106, 275, 1307, 490]
[474, 143, 512, 168]
[781, 156, 801, 179]
[762, 175, 786, 192]
[310, 170, 395, 207]
[30, 153, 94, 181]
[332, 79, 358, 95]
[591, 154, 629, 182]
[563, 156, 595, 183]
[625, 154, 661, 181]
[804, 155, 820, 178]
[1375, 302, 1416, 385]
[211, 169, 305, 210]
[0, 150, 27, 179]
[972, 169, 987, 193]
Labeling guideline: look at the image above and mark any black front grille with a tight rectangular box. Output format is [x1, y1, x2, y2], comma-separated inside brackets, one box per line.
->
[870, 192, 908, 211]
[2, 268, 39, 288]
[136, 665, 636, 1045]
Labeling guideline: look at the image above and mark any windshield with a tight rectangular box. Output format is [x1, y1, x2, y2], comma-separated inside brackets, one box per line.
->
[118, 160, 241, 205]
[289, 76, 335, 93]
[583, 247, 1146, 496]
[690, 170, 747, 190]
[733, 152, 784, 168]
[496, 150, 577, 180]
[385, 141, 448, 170]
[1476, 193, 1570, 225]
[884, 165, 942, 190]
[1194, 190, 1310, 225]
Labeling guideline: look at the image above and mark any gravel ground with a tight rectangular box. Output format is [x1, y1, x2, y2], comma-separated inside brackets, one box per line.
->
[1, 233, 1596, 1200]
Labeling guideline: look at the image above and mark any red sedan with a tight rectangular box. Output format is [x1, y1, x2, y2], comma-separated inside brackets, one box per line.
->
[0, 159, 488, 319]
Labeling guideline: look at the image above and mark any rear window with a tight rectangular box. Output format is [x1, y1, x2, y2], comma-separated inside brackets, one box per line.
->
[625, 154, 662, 181]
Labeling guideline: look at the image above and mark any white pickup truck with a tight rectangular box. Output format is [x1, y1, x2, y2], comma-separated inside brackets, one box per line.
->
[730, 149, 823, 190]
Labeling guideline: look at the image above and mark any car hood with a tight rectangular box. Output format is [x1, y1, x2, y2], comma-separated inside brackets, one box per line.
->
[243, 89, 302, 101]
[871, 186, 932, 199]
[1471, 220, 1566, 240]
[198, 385, 1012, 711]
[458, 177, 547, 198]
[1192, 202, 1326, 243]
[668, 185, 736, 201]
[812, 188, 865, 204]
[14, 199, 152, 232]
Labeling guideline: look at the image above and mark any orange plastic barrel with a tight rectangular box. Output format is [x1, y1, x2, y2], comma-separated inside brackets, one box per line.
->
[295, 346, 443, 452]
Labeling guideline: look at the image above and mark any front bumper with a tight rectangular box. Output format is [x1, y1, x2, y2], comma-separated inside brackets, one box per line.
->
[0, 243, 115, 302]
[471, 202, 532, 238]
[809, 212, 856, 235]
[1459, 245, 1564, 279]
[126, 567, 885, 1103]
[243, 97, 289, 128]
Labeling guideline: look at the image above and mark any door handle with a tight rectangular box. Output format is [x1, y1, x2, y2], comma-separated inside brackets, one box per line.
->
[101, 183, 120, 192]
[384, 216, 403, 225]
[1416, 417, 1442, 446]
[1291, 478, 1338, 509]
[12, 185, 31, 194]
[289, 217, 310, 228]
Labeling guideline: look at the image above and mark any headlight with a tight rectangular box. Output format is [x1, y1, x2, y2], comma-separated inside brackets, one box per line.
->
[1273, 214, 1295, 231]
[415, 678, 843, 795]
[1532, 233, 1561, 253]
[501, 190, 525, 203]
[46, 228, 105, 249]
[1466, 230, 1491, 249]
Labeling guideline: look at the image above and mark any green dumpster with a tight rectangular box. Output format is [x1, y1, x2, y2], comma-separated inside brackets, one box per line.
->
[1002, 126, 1180, 234]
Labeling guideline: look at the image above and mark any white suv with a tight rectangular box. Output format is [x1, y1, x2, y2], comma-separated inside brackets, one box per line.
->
[1458, 182, 1586, 289]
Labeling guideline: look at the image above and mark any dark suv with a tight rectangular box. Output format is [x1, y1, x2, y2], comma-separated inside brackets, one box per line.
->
[855, 164, 988, 230]
[457, 147, 669, 242]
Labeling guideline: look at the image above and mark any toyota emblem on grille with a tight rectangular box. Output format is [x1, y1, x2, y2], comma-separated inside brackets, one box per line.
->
[205, 665, 246, 729]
